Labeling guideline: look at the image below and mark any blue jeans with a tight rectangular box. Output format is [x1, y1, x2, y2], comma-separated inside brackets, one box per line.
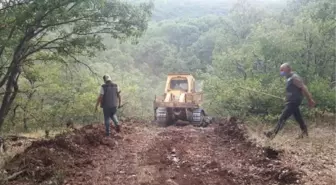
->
[103, 107, 119, 136]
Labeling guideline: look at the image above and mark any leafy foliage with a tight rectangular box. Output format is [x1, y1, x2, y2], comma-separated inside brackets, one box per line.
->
[205, 0, 335, 118]
[1, 0, 335, 132]
[0, 0, 153, 131]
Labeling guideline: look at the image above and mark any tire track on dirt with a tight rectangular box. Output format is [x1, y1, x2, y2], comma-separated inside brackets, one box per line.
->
[3, 120, 302, 185]
[63, 126, 159, 185]
[135, 122, 302, 185]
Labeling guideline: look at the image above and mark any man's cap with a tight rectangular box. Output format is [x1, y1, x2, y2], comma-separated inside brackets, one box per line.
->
[103, 74, 112, 82]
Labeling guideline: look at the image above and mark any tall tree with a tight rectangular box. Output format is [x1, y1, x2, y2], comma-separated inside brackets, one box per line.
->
[0, 0, 153, 130]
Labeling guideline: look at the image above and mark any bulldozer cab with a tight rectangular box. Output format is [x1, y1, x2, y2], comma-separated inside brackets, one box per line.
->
[165, 73, 196, 93]
[154, 73, 210, 127]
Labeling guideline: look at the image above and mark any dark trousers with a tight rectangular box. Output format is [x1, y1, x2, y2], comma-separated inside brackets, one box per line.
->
[273, 102, 307, 135]
[103, 107, 119, 136]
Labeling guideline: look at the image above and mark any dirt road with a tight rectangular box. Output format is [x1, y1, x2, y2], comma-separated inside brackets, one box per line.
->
[4, 119, 302, 185]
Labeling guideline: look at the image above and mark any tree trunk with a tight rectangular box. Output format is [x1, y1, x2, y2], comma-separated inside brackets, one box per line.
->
[22, 89, 36, 131]
[0, 67, 20, 131]
[10, 104, 19, 126]
[23, 117, 28, 131]
[0, 29, 33, 130]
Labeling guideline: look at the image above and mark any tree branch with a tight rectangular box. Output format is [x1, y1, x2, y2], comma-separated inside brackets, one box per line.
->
[0, 34, 30, 88]
[10, 104, 19, 126]
[0, 0, 31, 11]
[0, 25, 17, 57]
[25, 27, 113, 60]
[32, 0, 78, 27]
[24, 32, 73, 58]
[62, 49, 98, 76]
[40, 16, 93, 30]
[5, 170, 26, 181]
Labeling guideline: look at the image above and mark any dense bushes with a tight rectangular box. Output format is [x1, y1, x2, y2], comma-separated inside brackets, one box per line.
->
[201, 0, 335, 121]
[1, 0, 335, 132]
[203, 75, 335, 121]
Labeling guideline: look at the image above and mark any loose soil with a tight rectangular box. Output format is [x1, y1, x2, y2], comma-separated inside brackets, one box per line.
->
[1, 118, 317, 185]
[246, 118, 336, 185]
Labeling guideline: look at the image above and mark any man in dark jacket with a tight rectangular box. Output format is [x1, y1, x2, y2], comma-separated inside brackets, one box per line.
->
[264, 63, 315, 139]
[95, 74, 121, 136]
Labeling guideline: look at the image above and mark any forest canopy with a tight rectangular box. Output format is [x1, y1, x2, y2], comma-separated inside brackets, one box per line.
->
[0, 0, 335, 132]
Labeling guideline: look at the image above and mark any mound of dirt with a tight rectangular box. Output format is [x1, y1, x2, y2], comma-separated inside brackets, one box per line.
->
[2, 118, 304, 185]
[4, 124, 125, 184]
[212, 119, 302, 184]
[214, 117, 247, 141]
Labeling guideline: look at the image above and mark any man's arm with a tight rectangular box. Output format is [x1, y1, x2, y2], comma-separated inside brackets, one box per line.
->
[293, 77, 315, 107]
[95, 86, 104, 110]
[116, 85, 121, 108]
[95, 95, 102, 109]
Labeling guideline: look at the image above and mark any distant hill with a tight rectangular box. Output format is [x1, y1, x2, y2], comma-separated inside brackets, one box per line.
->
[132, 0, 286, 21]
[151, 0, 232, 21]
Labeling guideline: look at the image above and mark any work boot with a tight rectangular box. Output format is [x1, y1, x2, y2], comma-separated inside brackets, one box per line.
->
[264, 131, 275, 139]
[115, 125, 121, 133]
[297, 130, 308, 139]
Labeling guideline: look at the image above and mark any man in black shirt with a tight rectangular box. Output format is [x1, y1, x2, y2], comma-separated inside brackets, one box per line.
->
[95, 75, 121, 136]
[265, 63, 315, 139]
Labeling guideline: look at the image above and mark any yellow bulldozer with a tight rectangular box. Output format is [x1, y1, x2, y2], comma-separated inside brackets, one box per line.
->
[153, 73, 212, 127]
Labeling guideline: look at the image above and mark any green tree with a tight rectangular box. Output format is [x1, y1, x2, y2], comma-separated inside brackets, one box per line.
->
[0, 0, 153, 130]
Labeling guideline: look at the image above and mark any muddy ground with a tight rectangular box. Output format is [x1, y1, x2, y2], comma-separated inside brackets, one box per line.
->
[1, 118, 330, 185]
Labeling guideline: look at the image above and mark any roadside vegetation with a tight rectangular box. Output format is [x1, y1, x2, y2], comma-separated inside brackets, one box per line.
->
[0, 0, 335, 182]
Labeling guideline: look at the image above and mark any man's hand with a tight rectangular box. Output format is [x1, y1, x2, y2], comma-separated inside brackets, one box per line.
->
[308, 99, 316, 108]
